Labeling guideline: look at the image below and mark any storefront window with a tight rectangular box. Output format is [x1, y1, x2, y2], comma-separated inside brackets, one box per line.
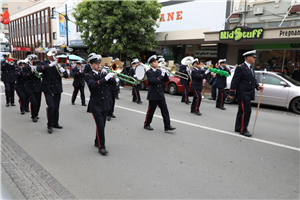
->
[294, 20, 300, 26]
[252, 23, 266, 28]
[281, 21, 292, 27]
[268, 22, 279, 27]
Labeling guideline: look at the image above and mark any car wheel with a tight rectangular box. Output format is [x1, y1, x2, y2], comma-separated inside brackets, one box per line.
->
[290, 97, 300, 114]
[140, 82, 146, 90]
[224, 89, 236, 104]
[167, 83, 178, 95]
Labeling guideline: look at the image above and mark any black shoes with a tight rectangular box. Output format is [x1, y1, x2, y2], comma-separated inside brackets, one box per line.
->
[32, 117, 38, 122]
[216, 106, 226, 110]
[53, 124, 63, 129]
[185, 100, 191, 104]
[194, 112, 202, 116]
[190, 111, 195, 113]
[111, 114, 116, 118]
[116, 97, 119, 100]
[137, 101, 142, 104]
[47, 126, 53, 133]
[107, 116, 111, 121]
[144, 125, 154, 130]
[165, 126, 176, 131]
[72, 102, 75, 105]
[21, 111, 25, 115]
[25, 109, 30, 112]
[11, 103, 16, 106]
[6, 103, 9, 107]
[208, 97, 215, 100]
[240, 131, 252, 137]
[82, 104, 87, 106]
[99, 148, 108, 155]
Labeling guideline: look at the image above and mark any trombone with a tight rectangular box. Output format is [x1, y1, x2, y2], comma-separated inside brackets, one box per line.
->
[160, 63, 189, 80]
[106, 60, 137, 85]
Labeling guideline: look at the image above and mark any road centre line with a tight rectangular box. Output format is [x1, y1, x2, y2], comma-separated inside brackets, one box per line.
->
[62, 92, 300, 152]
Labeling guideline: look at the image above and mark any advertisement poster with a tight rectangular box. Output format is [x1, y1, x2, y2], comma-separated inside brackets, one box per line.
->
[59, 14, 66, 37]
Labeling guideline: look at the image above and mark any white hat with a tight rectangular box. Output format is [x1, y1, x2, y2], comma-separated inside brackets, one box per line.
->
[147, 55, 158, 64]
[17, 60, 26, 65]
[75, 60, 83, 64]
[158, 57, 165, 63]
[88, 54, 102, 63]
[243, 50, 257, 58]
[131, 58, 139, 65]
[192, 58, 199, 66]
[219, 59, 226, 64]
[27, 54, 38, 60]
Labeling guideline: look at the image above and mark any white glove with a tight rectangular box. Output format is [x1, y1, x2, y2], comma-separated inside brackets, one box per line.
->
[116, 78, 119, 83]
[105, 73, 113, 81]
[30, 65, 35, 72]
[59, 67, 65, 73]
[5, 60, 8, 63]
[39, 72, 42, 76]
[101, 68, 107, 74]
[201, 67, 205, 71]
[205, 69, 210, 74]
[133, 74, 137, 78]
[49, 61, 57, 67]
[161, 68, 166, 76]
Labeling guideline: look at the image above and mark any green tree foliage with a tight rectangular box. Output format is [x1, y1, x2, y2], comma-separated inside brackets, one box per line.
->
[73, 0, 161, 57]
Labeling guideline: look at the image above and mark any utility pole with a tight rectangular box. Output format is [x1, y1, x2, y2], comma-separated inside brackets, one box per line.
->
[65, 4, 69, 55]
[243, 0, 247, 27]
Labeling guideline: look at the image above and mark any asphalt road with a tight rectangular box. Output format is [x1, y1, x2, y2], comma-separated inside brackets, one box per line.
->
[1, 79, 299, 199]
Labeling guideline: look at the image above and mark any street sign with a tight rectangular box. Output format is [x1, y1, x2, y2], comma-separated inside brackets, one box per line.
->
[163, 48, 166, 54]
[67, 47, 74, 52]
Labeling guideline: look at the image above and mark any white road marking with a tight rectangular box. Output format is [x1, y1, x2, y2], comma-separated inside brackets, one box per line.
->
[62, 92, 300, 152]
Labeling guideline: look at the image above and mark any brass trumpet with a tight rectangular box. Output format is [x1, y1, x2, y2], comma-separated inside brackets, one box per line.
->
[107, 60, 137, 85]
[160, 62, 190, 80]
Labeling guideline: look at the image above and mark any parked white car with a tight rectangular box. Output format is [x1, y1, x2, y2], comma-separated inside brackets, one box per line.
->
[225, 70, 300, 114]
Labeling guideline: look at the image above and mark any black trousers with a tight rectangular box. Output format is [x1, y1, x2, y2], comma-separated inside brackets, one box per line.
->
[211, 80, 217, 99]
[181, 82, 190, 102]
[191, 89, 202, 113]
[44, 93, 61, 127]
[27, 91, 41, 118]
[15, 88, 29, 112]
[235, 100, 252, 133]
[216, 87, 226, 108]
[4, 82, 15, 103]
[132, 84, 141, 102]
[144, 99, 171, 128]
[71, 86, 85, 105]
[108, 92, 116, 116]
[93, 110, 108, 149]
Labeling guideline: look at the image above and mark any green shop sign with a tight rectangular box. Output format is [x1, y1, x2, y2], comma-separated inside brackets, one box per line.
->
[219, 27, 264, 42]
[254, 43, 300, 50]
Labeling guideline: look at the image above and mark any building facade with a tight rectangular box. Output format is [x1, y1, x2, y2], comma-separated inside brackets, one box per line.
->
[204, 0, 300, 73]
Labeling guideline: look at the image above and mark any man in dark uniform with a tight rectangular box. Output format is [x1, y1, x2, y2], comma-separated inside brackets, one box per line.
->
[128, 59, 142, 104]
[71, 60, 86, 106]
[216, 59, 231, 110]
[190, 59, 204, 116]
[85, 54, 116, 155]
[1, 53, 16, 107]
[143, 55, 176, 131]
[23, 54, 42, 122]
[14, 60, 29, 114]
[107, 63, 119, 121]
[37, 48, 69, 133]
[179, 63, 191, 104]
[83, 53, 95, 76]
[229, 50, 264, 137]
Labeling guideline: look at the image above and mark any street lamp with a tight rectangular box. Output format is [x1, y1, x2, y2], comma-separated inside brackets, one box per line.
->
[50, 4, 74, 53]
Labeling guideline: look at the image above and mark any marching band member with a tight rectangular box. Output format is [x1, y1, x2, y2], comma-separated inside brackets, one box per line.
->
[216, 59, 230, 110]
[199, 60, 207, 99]
[23, 54, 42, 122]
[107, 62, 119, 121]
[37, 48, 69, 133]
[1, 53, 16, 107]
[144, 55, 176, 131]
[179, 63, 191, 104]
[190, 59, 204, 116]
[83, 53, 95, 76]
[229, 50, 264, 137]
[14, 60, 29, 114]
[85, 54, 116, 155]
[71, 60, 86, 106]
[128, 58, 142, 104]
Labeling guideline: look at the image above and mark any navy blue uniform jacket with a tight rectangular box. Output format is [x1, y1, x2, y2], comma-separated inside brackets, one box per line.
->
[22, 65, 41, 93]
[229, 62, 259, 101]
[215, 66, 231, 88]
[85, 71, 116, 113]
[146, 68, 169, 101]
[191, 68, 204, 90]
[36, 60, 69, 94]
[14, 67, 27, 90]
[72, 67, 85, 87]
[1, 61, 16, 82]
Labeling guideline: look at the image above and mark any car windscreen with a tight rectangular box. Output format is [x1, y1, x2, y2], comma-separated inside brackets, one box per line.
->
[277, 73, 300, 86]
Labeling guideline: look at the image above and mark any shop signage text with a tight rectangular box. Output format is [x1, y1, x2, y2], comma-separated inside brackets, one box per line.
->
[219, 27, 264, 42]
[13, 47, 31, 51]
[157, 11, 183, 22]
[279, 30, 300, 37]
[195, 50, 217, 58]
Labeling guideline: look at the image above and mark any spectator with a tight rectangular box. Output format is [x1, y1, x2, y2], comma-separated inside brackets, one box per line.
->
[199, 60, 207, 99]
[254, 63, 261, 71]
[282, 68, 290, 77]
[292, 65, 300, 82]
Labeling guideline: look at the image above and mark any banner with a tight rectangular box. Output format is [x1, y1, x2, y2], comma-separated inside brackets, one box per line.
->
[59, 14, 67, 37]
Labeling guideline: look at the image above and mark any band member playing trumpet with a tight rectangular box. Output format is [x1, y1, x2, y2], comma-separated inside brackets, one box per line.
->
[179, 63, 191, 104]
[190, 59, 204, 116]
[1, 53, 16, 107]
[23, 54, 42, 122]
[14, 60, 29, 114]
[85, 54, 116, 155]
[107, 62, 119, 121]
[216, 59, 230, 110]
[129, 59, 142, 104]
[144, 55, 176, 132]
[71, 60, 86, 106]
[37, 48, 69, 133]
